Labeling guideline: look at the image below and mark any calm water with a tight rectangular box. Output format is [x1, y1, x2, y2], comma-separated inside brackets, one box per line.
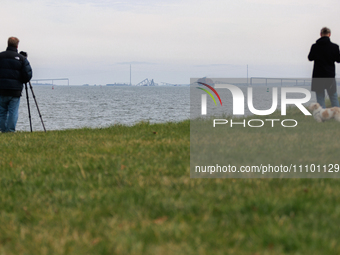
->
[17, 86, 190, 131]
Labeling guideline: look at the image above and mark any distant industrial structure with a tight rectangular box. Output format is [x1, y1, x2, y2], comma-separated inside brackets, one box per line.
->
[135, 78, 156, 86]
[105, 64, 189, 86]
[106, 83, 130, 86]
[106, 79, 157, 86]
[106, 79, 189, 86]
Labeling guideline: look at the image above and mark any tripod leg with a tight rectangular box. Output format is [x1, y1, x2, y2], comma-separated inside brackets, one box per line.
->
[25, 83, 32, 132]
[28, 81, 46, 132]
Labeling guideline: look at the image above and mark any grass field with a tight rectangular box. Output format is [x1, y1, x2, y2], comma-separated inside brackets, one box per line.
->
[1, 105, 340, 254]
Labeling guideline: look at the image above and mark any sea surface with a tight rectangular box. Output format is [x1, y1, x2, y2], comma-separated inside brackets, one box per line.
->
[17, 86, 190, 131]
[16, 85, 323, 131]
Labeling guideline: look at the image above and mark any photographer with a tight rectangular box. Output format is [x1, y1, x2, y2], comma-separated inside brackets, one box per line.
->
[0, 37, 32, 132]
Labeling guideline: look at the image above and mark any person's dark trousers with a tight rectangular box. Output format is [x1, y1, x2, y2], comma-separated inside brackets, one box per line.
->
[0, 96, 20, 132]
[316, 90, 340, 108]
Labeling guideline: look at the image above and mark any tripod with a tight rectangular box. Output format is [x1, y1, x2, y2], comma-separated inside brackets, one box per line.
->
[24, 81, 46, 132]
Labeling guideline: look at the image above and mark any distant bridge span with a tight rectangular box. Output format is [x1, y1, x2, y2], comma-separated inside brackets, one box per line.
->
[31, 78, 69, 86]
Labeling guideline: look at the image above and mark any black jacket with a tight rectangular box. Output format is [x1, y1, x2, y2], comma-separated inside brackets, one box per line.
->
[308, 37, 340, 93]
[308, 36, 340, 77]
[0, 46, 32, 97]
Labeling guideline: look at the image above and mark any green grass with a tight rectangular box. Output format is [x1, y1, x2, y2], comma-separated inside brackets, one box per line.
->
[0, 109, 340, 254]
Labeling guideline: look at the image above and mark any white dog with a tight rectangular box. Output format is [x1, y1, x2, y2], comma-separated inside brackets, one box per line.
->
[308, 103, 340, 122]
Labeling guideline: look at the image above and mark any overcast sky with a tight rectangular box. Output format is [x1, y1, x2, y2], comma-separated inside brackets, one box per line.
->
[1, 0, 340, 85]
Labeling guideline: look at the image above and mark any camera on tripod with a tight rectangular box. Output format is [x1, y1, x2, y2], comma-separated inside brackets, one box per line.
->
[19, 50, 46, 132]
[19, 51, 27, 57]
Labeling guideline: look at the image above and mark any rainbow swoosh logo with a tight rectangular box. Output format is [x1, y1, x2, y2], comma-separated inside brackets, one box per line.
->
[197, 82, 222, 106]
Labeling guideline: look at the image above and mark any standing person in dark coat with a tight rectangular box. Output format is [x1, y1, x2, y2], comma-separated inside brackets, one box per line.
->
[0, 37, 32, 132]
[308, 27, 340, 108]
